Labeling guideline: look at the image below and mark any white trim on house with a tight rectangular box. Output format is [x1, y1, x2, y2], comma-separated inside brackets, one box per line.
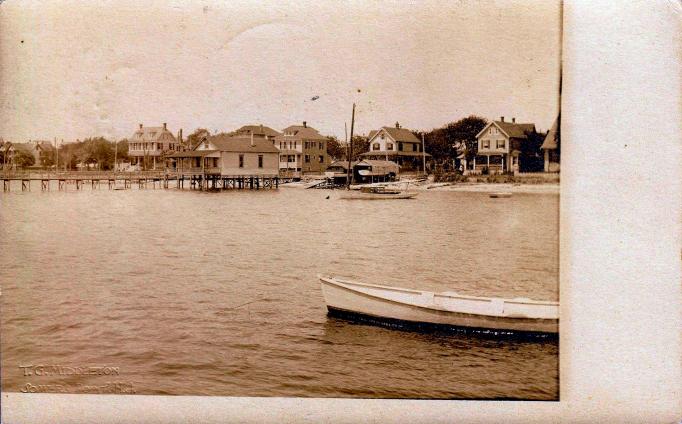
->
[475, 121, 511, 139]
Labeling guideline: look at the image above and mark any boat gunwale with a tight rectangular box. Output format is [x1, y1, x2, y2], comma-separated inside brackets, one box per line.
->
[322, 276, 558, 307]
[321, 278, 559, 325]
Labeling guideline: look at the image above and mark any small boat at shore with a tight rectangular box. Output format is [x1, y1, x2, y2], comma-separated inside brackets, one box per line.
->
[490, 192, 512, 198]
[338, 185, 418, 200]
[319, 276, 558, 335]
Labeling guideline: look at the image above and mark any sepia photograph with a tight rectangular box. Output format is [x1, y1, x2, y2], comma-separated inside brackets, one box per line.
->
[0, 0, 563, 404]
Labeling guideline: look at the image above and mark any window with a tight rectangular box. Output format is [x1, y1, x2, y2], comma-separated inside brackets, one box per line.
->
[412, 143, 417, 151]
[305, 155, 310, 163]
[319, 155, 324, 163]
[496, 139, 505, 149]
[398, 142, 403, 151]
[386, 143, 393, 150]
[373, 143, 380, 151]
[482, 140, 490, 149]
[258, 155, 263, 168]
[380, 133, 385, 139]
[239, 154, 244, 168]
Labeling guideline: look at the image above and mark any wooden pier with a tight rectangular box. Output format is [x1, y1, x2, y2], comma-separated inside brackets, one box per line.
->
[1, 171, 279, 192]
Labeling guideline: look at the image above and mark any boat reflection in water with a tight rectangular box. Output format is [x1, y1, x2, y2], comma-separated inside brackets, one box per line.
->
[319, 276, 559, 338]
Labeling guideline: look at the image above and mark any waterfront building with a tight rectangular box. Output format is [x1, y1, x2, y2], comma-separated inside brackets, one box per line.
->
[473, 117, 538, 174]
[169, 133, 279, 177]
[128, 123, 178, 169]
[541, 117, 560, 173]
[274, 122, 329, 178]
[325, 160, 358, 185]
[360, 122, 431, 170]
[352, 159, 400, 184]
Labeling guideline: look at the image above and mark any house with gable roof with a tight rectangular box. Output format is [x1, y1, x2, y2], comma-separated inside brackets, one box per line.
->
[274, 121, 329, 177]
[232, 124, 281, 143]
[360, 122, 431, 171]
[168, 132, 279, 177]
[129, 123, 178, 169]
[473, 117, 539, 174]
[541, 116, 560, 172]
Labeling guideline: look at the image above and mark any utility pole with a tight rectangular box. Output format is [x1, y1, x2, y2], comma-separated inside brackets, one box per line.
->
[421, 132, 426, 176]
[54, 137, 58, 176]
[346, 103, 355, 189]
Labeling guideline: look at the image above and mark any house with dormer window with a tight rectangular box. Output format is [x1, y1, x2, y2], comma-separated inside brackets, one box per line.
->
[360, 122, 431, 170]
[129, 123, 178, 169]
[473, 117, 538, 174]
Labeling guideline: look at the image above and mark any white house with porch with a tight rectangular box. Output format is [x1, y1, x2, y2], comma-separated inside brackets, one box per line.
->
[473, 117, 537, 174]
[128, 123, 178, 169]
[168, 133, 279, 177]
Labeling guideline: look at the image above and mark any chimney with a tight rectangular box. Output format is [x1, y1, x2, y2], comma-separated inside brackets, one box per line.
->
[250, 132, 255, 147]
[500, 116, 504, 122]
[395, 121, 400, 129]
[512, 117, 516, 123]
[303, 121, 307, 128]
[139, 123, 143, 129]
[163, 123, 167, 130]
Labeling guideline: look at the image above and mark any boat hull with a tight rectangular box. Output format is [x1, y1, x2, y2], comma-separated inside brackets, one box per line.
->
[338, 191, 418, 200]
[320, 277, 558, 335]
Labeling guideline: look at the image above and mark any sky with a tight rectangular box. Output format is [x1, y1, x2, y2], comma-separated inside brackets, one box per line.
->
[0, 0, 561, 142]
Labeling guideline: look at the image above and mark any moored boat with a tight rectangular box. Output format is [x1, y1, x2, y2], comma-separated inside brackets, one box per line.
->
[490, 192, 512, 198]
[319, 276, 558, 335]
[338, 185, 418, 200]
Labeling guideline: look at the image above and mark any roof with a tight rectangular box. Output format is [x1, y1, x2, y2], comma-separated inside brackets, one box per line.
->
[328, 160, 359, 170]
[356, 159, 400, 168]
[360, 151, 432, 158]
[132, 126, 176, 142]
[370, 126, 421, 143]
[477, 121, 536, 139]
[168, 150, 218, 158]
[234, 125, 281, 138]
[202, 135, 280, 153]
[277, 149, 299, 155]
[541, 118, 559, 150]
[276, 125, 327, 141]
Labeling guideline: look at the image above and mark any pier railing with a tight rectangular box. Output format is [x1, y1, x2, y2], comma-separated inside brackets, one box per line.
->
[0, 170, 166, 179]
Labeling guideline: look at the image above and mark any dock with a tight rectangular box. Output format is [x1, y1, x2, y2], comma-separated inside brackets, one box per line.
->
[1, 171, 279, 192]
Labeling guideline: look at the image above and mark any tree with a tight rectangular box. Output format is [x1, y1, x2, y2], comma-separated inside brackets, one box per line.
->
[443, 115, 488, 164]
[14, 149, 35, 167]
[186, 128, 210, 150]
[326, 136, 346, 161]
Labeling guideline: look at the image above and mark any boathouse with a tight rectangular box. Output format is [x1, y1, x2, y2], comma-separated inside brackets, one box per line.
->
[353, 160, 400, 184]
[325, 160, 358, 185]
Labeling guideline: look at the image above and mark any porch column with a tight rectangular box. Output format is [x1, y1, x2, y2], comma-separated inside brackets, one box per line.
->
[544, 150, 549, 172]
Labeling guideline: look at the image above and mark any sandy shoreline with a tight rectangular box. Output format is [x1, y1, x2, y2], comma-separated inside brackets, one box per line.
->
[421, 182, 559, 194]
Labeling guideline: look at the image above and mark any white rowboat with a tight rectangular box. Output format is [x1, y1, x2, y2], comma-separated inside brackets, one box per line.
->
[338, 185, 418, 200]
[319, 276, 559, 335]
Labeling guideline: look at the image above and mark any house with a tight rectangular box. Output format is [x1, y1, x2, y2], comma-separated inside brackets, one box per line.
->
[10, 141, 54, 167]
[541, 117, 560, 172]
[473, 117, 538, 174]
[128, 123, 178, 169]
[168, 133, 279, 177]
[232, 125, 281, 143]
[360, 122, 431, 170]
[352, 160, 400, 184]
[274, 122, 329, 177]
[0, 141, 16, 168]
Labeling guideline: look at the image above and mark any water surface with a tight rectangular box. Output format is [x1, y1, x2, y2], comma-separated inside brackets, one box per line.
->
[0, 186, 559, 399]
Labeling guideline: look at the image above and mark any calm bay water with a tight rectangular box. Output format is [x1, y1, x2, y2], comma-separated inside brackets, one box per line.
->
[0, 186, 559, 399]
